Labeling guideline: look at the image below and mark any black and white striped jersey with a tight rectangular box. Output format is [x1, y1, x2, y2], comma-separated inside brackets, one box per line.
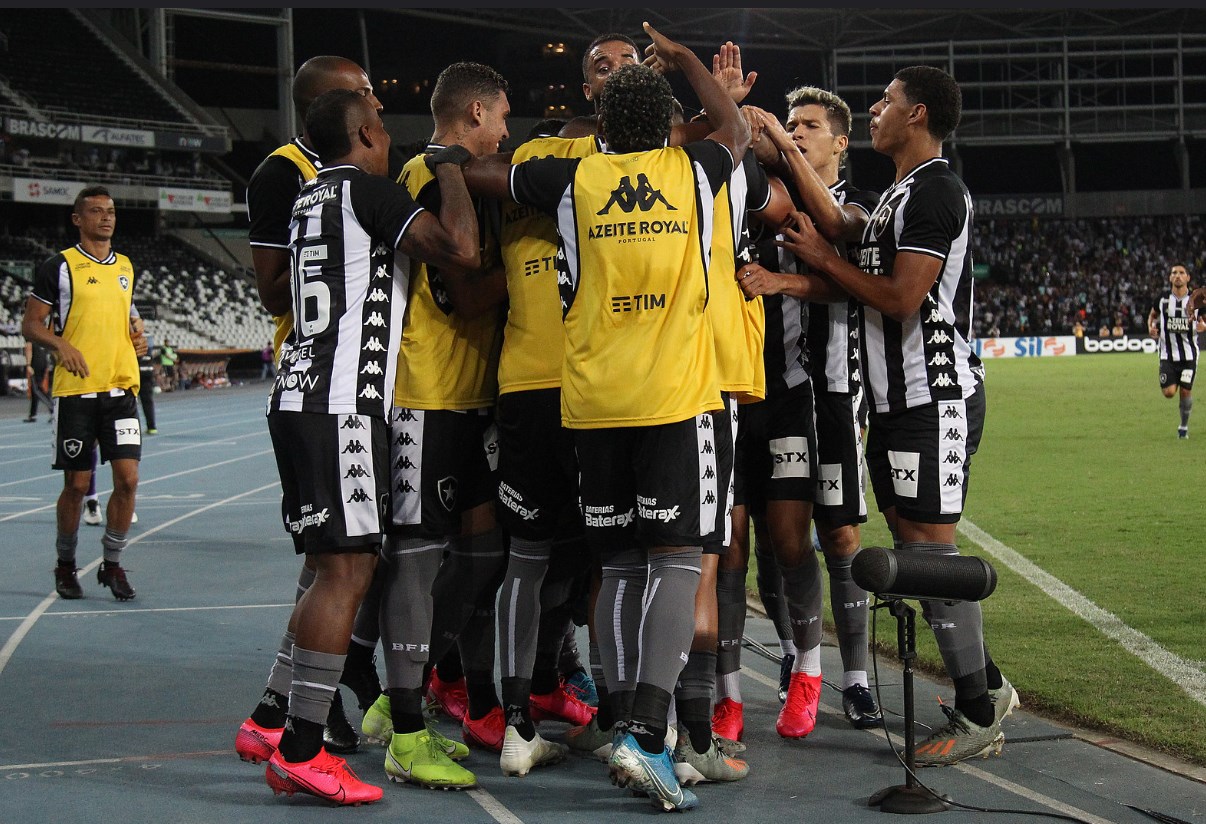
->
[854, 157, 981, 413]
[269, 164, 425, 417]
[752, 226, 810, 395]
[1154, 292, 1200, 362]
[805, 178, 879, 394]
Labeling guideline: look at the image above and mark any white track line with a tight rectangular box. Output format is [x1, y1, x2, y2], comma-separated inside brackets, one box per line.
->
[0, 448, 274, 522]
[0, 482, 278, 678]
[960, 518, 1206, 708]
[0, 603, 292, 621]
[468, 787, 526, 824]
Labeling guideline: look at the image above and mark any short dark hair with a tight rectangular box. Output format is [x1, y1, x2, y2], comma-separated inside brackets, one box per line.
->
[581, 33, 639, 81]
[73, 185, 111, 214]
[293, 55, 363, 119]
[527, 118, 568, 141]
[894, 65, 961, 141]
[785, 85, 852, 164]
[430, 61, 509, 121]
[598, 64, 674, 154]
[305, 88, 362, 161]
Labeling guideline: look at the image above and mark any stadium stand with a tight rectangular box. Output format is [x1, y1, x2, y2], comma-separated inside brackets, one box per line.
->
[973, 215, 1206, 337]
[0, 10, 188, 124]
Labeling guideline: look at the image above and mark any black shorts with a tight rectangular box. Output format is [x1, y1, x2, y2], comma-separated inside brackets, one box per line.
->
[865, 382, 986, 525]
[702, 394, 736, 554]
[1160, 359, 1197, 390]
[812, 388, 868, 528]
[733, 380, 818, 514]
[575, 413, 720, 555]
[51, 389, 141, 471]
[267, 410, 388, 554]
[387, 407, 498, 539]
[496, 389, 581, 541]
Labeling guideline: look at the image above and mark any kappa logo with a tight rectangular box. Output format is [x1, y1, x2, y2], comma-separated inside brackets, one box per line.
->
[437, 476, 458, 512]
[928, 352, 952, 367]
[703, 490, 716, 505]
[63, 438, 84, 459]
[931, 372, 955, 389]
[701, 439, 714, 455]
[346, 488, 371, 503]
[927, 330, 953, 345]
[342, 440, 367, 454]
[702, 465, 716, 480]
[365, 311, 386, 327]
[944, 429, 964, 442]
[396, 479, 417, 494]
[394, 454, 417, 470]
[699, 415, 713, 431]
[943, 450, 962, 465]
[943, 474, 962, 488]
[344, 463, 370, 479]
[372, 243, 389, 257]
[341, 416, 367, 429]
[367, 287, 388, 302]
[596, 174, 677, 215]
[394, 409, 418, 422]
[363, 337, 386, 352]
[360, 361, 383, 375]
[87, 277, 98, 284]
[395, 432, 417, 447]
[373, 264, 390, 280]
[941, 406, 963, 419]
[927, 308, 943, 323]
[359, 385, 382, 400]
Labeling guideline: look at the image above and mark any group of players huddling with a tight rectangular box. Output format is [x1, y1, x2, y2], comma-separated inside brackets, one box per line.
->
[232, 22, 1026, 811]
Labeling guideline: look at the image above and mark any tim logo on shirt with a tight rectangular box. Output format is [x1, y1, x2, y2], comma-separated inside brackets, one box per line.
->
[597, 174, 677, 215]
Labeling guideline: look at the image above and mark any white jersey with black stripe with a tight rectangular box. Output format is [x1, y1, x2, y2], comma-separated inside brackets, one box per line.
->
[1156, 292, 1199, 362]
[269, 164, 425, 417]
[855, 157, 981, 414]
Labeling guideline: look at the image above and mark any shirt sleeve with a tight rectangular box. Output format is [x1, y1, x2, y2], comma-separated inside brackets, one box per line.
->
[742, 152, 771, 213]
[247, 155, 304, 248]
[349, 173, 427, 251]
[847, 185, 881, 219]
[510, 157, 576, 214]
[897, 176, 968, 260]
[30, 254, 64, 306]
[683, 140, 735, 198]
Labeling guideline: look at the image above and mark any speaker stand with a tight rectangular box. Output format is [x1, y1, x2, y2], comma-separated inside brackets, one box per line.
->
[867, 599, 950, 815]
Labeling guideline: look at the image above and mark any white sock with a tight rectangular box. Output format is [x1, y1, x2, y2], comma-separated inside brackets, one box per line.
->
[718, 671, 742, 704]
[779, 639, 797, 658]
[793, 645, 821, 676]
[843, 670, 868, 690]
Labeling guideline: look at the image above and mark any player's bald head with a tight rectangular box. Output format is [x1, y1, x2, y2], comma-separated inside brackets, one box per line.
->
[293, 56, 373, 118]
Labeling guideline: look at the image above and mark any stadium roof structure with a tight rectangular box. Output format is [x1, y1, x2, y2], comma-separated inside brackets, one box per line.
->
[383, 7, 1206, 51]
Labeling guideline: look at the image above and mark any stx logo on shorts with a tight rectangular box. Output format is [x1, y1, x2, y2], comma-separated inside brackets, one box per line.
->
[344, 464, 370, 479]
[596, 174, 677, 215]
[343, 440, 367, 454]
[346, 488, 371, 503]
[63, 438, 84, 459]
[341, 417, 366, 430]
[888, 450, 920, 498]
[817, 463, 843, 506]
[769, 437, 810, 479]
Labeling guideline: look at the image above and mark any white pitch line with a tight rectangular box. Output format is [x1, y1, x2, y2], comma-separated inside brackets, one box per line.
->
[468, 787, 526, 824]
[0, 448, 275, 522]
[0, 482, 279, 678]
[959, 519, 1206, 708]
[0, 603, 292, 621]
[741, 659, 1106, 822]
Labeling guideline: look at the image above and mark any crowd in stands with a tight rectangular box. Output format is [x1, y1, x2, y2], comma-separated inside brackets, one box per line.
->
[972, 214, 1205, 338]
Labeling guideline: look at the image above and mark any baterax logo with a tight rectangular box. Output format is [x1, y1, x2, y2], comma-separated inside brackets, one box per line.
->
[288, 506, 330, 533]
[637, 495, 679, 523]
[583, 505, 634, 528]
[498, 481, 540, 521]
